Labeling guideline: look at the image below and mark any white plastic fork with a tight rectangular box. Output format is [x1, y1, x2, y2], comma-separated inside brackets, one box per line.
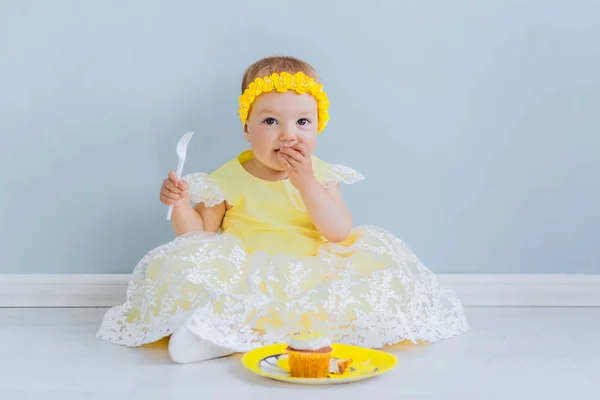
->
[166, 131, 195, 220]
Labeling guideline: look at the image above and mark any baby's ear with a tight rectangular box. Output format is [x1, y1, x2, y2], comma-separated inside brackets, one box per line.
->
[243, 124, 250, 141]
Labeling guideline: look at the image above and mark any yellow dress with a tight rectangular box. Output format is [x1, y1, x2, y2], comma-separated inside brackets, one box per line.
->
[97, 150, 469, 351]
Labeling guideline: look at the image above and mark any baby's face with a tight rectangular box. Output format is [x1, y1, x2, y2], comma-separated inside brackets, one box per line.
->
[244, 91, 318, 172]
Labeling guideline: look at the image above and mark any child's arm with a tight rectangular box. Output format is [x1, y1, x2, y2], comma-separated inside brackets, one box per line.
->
[194, 202, 226, 233]
[297, 180, 352, 242]
[278, 145, 353, 242]
[170, 201, 204, 235]
[170, 202, 225, 236]
[160, 172, 226, 236]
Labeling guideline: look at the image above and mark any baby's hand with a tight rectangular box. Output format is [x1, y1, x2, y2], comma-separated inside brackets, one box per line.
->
[278, 144, 316, 190]
[159, 171, 190, 208]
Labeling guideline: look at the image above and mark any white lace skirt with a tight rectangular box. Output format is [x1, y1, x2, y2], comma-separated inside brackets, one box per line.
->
[96, 225, 469, 352]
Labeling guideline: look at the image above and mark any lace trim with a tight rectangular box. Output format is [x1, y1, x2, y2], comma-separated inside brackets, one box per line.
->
[181, 172, 227, 207]
[96, 226, 469, 351]
[319, 164, 365, 189]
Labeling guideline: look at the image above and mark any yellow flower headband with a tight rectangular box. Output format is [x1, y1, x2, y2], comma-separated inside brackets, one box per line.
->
[238, 71, 330, 133]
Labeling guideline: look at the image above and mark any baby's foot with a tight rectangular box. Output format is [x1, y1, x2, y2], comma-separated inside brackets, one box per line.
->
[168, 326, 232, 364]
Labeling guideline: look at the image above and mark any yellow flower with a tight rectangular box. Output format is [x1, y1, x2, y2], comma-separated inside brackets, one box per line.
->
[316, 90, 327, 102]
[308, 80, 322, 97]
[272, 73, 287, 92]
[283, 72, 293, 89]
[319, 109, 329, 122]
[262, 76, 274, 92]
[293, 72, 308, 94]
[238, 95, 249, 111]
[318, 97, 329, 110]
[248, 80, 261, 96]
[318, 109, 329, 132]
[244, 93, 255, 105]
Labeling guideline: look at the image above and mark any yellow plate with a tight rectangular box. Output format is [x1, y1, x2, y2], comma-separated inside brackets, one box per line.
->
[241, 343, 398, 385]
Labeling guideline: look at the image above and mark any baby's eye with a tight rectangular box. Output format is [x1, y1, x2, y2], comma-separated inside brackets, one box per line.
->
[297, 118, 310, 126]
[263, 118, 277, 125]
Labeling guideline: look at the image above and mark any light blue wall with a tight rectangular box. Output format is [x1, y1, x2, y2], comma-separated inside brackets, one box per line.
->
[1, 1, 598, 274]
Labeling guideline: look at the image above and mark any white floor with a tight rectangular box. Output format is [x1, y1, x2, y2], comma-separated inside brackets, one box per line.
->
[1, 307, 599, 399]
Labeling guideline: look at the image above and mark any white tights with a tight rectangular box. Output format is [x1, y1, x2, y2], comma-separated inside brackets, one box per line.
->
[168, 326, 233, 364]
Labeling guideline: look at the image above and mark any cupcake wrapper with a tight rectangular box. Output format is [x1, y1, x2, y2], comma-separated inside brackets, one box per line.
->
[288, 351, 332, 378]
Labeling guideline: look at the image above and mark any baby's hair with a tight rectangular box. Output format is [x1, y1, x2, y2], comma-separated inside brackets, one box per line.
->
[241, 56, 320, 93]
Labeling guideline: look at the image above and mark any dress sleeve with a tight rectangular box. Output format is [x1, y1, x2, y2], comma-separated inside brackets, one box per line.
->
[181, 172, 227, 207]
[312, 157, 365, 189]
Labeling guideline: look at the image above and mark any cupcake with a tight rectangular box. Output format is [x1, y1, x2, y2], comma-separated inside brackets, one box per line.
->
[286, 332, 333, 378]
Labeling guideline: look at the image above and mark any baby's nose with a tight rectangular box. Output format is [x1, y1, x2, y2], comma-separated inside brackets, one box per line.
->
[279, 129, 297, 143]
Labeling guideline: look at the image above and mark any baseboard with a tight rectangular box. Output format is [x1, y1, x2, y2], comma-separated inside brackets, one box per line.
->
[439, 274, 600, 307]
[1, 274, 599, 308]
[0, 274, 129, 307]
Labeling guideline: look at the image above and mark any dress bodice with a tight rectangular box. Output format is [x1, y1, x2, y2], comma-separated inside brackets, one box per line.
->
[183, 149, 364, 257]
